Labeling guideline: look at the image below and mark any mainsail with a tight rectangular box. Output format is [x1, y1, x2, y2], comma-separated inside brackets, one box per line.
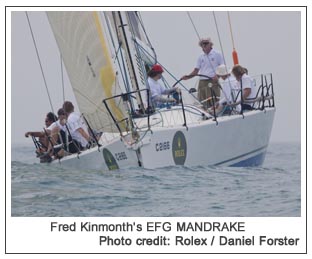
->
[47, 11, 126, 133]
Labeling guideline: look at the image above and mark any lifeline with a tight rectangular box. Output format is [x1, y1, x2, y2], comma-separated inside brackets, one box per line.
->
[176, 221, 245, 232]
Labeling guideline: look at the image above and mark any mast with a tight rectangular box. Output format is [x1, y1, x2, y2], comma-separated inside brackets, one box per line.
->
[117, 11, 145, 113]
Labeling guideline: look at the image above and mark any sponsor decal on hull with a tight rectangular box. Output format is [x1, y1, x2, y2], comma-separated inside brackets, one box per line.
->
[102, 148, 119, 170]
[172, 131, 187, 165]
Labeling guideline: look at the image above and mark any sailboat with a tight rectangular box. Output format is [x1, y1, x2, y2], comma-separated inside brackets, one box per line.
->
[29, 11, 275, 170]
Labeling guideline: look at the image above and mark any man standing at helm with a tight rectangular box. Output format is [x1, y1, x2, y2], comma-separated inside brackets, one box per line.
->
[182, 38, 224, 109]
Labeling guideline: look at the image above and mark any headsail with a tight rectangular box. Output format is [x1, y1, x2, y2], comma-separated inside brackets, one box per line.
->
[47, 11, 126, 133]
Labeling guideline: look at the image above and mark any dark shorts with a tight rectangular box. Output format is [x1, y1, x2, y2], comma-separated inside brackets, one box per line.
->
[58, 130, 81, 153]
[242, 104, 254, 111]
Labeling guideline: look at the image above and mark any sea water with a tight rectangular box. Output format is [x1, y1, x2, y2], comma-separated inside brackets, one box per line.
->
[10, 142, 301, 217]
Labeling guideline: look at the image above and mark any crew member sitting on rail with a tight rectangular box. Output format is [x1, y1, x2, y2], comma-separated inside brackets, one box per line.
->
[24, 112, 57, 156]
[63, 101, 91, 150]
[41, 108, 81, 161]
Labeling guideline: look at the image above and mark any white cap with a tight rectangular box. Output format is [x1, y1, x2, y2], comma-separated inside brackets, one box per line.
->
[198, 37, 212, 47]
[216, 64, 230, 76]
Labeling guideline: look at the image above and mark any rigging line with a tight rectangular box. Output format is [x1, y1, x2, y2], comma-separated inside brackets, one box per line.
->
[103, 13, 129, 89]
[227, 11, 239, 65]
[187, 12, 201, 40]
[112, 12, 120, 45]
[60, 54, 65, 103]
[132, 41, 149, 90]
[212, 12, 232, 102]
[212, 12, 229, 71]
[103, 12, 134, 107]
[113, 21, 136, 114]
[102, 12, 118, 52]
[101, 12, 136, 117]
[187, 12, 219, 79]
[135, 12, 157, 61]
[25, 12, 54, 113]
[212, 11, 229, 83]
[227, 11, 236, 50]
[135, 43, 199, 103]
[118, 12, 145, 112]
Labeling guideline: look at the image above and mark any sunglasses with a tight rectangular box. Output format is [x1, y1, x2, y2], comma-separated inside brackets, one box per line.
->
[202, 42, 210, 46]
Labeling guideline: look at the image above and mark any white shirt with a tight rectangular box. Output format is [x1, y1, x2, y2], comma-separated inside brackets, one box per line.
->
[219, 75, 239, 104]
[237, 74, 257, 100]
[67, 112, 89, 147]
[196, 49, 224, 79]
[148, 77, 167, 99]
[56, 120, 66, 132]
[46, 121, 58, 132]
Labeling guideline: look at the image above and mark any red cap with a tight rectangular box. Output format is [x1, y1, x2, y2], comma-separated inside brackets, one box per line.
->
[151, 64, 164, 73]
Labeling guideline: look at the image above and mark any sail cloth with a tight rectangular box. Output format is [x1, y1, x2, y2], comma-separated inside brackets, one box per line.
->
[47, 11, 126, 133]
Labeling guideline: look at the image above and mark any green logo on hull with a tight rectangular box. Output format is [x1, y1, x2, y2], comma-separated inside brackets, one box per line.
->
[102, 148, 119, 170]
[172, 131, 187, 165]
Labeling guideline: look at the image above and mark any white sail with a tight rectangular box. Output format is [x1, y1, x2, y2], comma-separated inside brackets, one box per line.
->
[47, 11, 127, 133]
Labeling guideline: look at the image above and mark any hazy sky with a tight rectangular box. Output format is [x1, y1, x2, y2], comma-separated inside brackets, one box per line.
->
[10, 8, 303, 144]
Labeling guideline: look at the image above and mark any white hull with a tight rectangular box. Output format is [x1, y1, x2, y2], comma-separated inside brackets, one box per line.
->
[52, 106, 275, 170]
[52, 135, 139, 171]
